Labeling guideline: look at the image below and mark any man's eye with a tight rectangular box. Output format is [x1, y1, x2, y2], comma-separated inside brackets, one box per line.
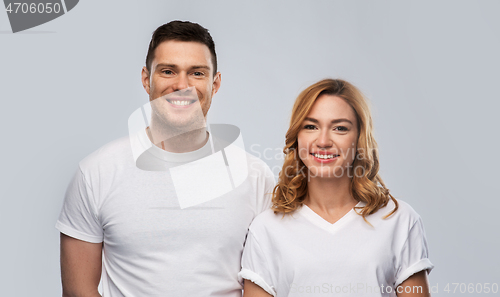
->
[192, 71, 204, 76]
[163, 70, 174, 75]
[304, 125, 316, 130]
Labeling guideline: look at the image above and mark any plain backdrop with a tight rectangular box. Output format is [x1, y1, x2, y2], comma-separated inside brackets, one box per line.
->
[1, 0, 499, 296]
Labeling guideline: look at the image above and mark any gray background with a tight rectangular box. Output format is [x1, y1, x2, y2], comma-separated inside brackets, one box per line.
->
[1, 0, 499, 296]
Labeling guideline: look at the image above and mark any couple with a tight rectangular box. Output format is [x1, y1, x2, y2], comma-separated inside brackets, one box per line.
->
[57, 21, 433, 297]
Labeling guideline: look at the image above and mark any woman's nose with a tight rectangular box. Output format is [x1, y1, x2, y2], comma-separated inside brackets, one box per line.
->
[316, 131, 333, 148]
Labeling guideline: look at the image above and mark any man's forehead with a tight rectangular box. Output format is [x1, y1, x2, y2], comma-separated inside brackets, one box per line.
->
[152, 40, 213, 69]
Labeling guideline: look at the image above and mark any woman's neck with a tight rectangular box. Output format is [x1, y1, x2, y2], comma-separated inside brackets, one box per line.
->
[303, 175, 358, 223]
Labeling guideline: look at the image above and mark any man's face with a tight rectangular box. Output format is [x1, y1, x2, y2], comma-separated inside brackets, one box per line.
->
[142, 40, 221, 131]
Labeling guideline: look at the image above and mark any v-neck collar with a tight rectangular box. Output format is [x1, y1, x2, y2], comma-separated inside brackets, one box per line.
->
[298, 201, 365, 234]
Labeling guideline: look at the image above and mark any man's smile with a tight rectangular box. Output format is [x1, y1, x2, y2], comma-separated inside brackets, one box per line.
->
[166, 98, 197, 107]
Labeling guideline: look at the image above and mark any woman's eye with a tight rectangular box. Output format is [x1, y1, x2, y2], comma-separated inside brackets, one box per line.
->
[335, 126, 348, 131]
[304, 125, 316, 130]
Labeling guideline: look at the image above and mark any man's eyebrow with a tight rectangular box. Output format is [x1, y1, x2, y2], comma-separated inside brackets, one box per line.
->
[304, 117, 353, 125]
[155, 63, 177, 69]
[190, 65, 211, 71]
[154, 64, 211, 71]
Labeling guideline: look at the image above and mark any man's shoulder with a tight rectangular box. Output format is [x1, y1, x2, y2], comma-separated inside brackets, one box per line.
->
[79, 135, 134, 172]
[243, 152, 276, 195]
[245, 151, 272, 171]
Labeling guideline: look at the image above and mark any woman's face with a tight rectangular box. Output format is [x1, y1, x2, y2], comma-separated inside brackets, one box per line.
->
[297, 94, 359, 179]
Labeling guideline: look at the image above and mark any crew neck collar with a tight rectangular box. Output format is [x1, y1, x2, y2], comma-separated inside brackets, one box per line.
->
[137, 128, 213, 163]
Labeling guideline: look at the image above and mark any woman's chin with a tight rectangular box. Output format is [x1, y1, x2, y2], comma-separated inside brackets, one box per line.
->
[307, 167, 349, 180]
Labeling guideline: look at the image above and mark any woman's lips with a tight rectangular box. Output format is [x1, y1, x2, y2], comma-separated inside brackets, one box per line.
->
[310, 153, 339, 163]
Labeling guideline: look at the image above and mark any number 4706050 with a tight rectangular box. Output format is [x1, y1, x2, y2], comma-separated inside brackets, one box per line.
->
[444, 283, 498, 294]
[5, 3, 62, 14]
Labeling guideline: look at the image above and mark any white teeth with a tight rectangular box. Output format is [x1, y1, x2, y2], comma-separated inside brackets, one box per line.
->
[170, 100, 192, 106]
[313, 153, 338, 159]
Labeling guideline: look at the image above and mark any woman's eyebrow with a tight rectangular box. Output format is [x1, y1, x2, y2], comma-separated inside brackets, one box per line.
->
[304, 117, 353, 125]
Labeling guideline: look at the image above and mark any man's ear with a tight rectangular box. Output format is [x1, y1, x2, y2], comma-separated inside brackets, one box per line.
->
[212, 72, 221, 97]
[141, 67, 151, 95]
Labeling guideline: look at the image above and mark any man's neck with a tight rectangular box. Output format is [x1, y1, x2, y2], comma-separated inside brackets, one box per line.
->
[146, 124, 209, 153]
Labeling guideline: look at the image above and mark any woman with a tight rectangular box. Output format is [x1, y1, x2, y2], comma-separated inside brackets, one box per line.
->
[239, 79, 433, 297]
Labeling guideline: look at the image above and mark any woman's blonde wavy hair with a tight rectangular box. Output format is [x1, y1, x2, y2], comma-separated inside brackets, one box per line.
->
[272, 78, 398, 221]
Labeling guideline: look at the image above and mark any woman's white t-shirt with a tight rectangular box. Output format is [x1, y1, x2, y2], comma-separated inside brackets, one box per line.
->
[239, 199, 433, 297]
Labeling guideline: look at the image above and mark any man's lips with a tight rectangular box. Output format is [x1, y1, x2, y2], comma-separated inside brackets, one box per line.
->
[165, 97, 198, 107]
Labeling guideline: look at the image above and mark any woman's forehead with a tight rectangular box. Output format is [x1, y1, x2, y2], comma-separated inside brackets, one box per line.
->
[307, 94, 357, 122]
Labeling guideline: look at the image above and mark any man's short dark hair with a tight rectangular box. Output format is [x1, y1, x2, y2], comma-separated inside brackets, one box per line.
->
[145, 20, 217, 76]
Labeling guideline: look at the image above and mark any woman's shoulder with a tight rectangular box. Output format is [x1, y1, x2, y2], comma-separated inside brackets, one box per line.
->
[250, 209, 282, 227]
[388, 198, 418, 214]
[367, 198, 423, 227]
[249, 208, 298, 234]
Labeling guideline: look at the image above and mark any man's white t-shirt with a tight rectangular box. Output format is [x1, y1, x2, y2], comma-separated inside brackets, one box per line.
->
[56, 130, 275, 296]
[239, 200, 433, 297]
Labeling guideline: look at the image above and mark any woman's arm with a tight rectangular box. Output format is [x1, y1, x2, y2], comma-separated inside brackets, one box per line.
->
[397, 270, 431, 297]
[243, 279, 273, 297]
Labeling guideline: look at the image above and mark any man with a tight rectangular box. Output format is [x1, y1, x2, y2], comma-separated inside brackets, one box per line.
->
[57, 21, 275, 297]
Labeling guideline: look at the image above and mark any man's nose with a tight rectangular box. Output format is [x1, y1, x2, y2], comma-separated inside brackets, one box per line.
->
[173, 73, 189, 91]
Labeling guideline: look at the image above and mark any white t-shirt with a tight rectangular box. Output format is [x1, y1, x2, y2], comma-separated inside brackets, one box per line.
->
[239, 200, 433, 297]
[56, 130, 275, 297]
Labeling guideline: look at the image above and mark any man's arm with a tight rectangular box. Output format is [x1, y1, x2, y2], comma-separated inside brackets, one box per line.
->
[60, 233, 103, 297]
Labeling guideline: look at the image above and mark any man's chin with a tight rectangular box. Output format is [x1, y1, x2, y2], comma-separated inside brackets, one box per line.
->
[157, 118, 206, 132]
